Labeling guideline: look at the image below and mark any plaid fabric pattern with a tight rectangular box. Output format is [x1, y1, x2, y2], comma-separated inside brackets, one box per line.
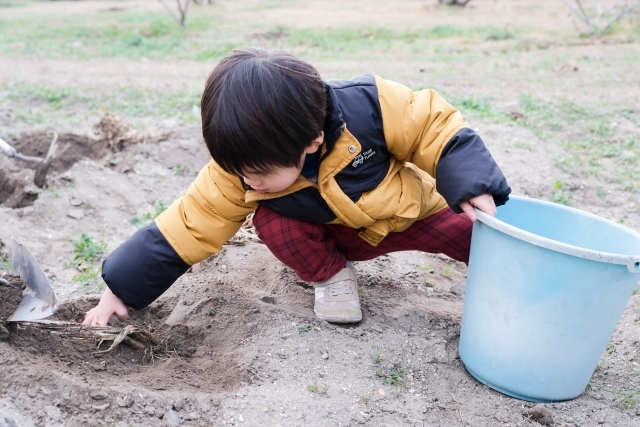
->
[253, 205, 472, 282]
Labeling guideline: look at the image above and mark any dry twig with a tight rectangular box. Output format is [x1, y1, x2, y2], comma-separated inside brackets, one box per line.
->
[91, 113, 138, 151]
[17, 320, 157, 354]
[226, 213, 263, 246]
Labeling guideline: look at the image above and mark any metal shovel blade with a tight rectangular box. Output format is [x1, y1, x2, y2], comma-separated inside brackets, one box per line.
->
[7, 238, 58, 321]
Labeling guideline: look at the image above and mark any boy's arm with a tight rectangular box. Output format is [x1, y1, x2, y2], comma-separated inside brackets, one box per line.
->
[93, 161, 256, 316]
[374, 76, 511, 213]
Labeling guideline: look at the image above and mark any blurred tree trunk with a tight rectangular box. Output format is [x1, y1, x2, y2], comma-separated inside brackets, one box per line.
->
[158, 0, 192, 26]
[439, 0, 472, 6]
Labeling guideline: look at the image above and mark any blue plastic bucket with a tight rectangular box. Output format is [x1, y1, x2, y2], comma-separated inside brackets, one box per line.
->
[459, 195, 640, 402]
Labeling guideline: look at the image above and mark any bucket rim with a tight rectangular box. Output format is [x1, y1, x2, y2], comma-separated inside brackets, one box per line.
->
[475, 196, 640, 273]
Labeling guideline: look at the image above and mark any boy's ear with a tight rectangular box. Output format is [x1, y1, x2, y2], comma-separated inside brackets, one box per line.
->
[305, 131, 324, 154]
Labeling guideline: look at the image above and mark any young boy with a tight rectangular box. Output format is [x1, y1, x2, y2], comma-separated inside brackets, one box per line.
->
[83, 47, 510, 326]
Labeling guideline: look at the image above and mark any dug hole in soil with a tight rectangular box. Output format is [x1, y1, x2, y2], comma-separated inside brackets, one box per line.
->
[1, 122, 639, 427]
[0, 132, 109, 209]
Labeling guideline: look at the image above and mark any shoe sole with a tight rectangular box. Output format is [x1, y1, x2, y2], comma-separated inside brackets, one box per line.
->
[314, 309, 362, 324]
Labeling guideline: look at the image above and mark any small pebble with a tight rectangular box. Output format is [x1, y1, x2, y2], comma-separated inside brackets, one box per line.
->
[173, 397, 186, 411]
[44, 406, 62, 421]
[165, 410, 181, 426]
[525, 406, 554, 426]
[92, 403, 110, 411]
[450, 284, 466, 296]
[66, 208, 84, 220]
[91, 392, 108, 401]
[0, 325, 9, 341]
[260, 296, 275, 304]
[183, 412, 200, 421]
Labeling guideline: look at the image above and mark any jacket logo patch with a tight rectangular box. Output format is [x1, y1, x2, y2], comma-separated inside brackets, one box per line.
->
[352, 148, 376, 168]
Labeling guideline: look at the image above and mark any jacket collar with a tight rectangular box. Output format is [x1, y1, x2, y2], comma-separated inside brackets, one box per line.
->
[323, 84, 345, 153]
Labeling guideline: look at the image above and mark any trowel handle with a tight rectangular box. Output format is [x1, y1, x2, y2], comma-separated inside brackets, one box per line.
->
[0, 136, 17, 156]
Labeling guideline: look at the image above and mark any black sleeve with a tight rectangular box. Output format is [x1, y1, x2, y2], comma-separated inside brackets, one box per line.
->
[435, 128, 511, 214]
[102, 222, 190, 310]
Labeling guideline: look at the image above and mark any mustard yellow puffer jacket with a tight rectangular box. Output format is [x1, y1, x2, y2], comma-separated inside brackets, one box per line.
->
[102, 74, 510, 309]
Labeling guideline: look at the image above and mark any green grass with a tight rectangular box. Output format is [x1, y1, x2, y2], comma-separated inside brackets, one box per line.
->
[0, 7, 525, 62]
[606, 343, 616, 355]
[297, 324, 309, 334]
[372, 349, 403, 386]
[552, 181, 571, 206]
[72, 233, 107, 265]
[505, 94, 640, 200]
[374, 364, 405, 387]
[130, 200, 169, 229]
[446, 95, 508, 123]
[602, 388, 640, 410]
[306, 381, 327, 396]
[72, 266, 105, 292]
[0, 11, 240, 61]
[0, 253, 10, 273]
[2, 83, 201, 124]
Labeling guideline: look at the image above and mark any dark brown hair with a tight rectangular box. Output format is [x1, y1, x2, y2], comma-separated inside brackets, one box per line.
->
[201, 47, 326, 175]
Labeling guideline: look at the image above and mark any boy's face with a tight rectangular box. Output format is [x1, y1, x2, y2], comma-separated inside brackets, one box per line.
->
[242, 133, 323, 193]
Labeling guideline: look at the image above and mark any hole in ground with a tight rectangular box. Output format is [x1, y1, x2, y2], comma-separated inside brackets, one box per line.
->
[0, 132, 109, 208]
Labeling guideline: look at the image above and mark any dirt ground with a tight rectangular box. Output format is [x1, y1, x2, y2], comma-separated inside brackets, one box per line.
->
[1, 1, 640, 426]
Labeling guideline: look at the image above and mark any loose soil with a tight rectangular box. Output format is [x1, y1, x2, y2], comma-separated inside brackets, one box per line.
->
[0, 113, 638, 427]
[0, 274, 25, 321]
[1, 1, 640, 426]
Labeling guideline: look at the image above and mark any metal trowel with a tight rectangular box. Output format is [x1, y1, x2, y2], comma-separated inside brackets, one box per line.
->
[0, 238, 58, 321]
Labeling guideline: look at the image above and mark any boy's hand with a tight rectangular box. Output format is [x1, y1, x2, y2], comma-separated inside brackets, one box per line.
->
[460, 194, 496, 222]
[81, 287, 128, 326]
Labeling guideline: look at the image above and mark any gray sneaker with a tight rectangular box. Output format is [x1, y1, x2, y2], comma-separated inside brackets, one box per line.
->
[311, 262, 362, 323]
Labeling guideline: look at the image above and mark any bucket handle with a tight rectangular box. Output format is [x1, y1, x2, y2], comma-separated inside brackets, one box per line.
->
[475, 208, 640, 274]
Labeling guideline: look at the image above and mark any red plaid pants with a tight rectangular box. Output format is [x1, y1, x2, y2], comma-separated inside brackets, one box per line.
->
[253, 206, 472, 282]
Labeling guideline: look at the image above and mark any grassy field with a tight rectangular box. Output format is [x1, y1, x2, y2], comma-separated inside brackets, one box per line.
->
[1, 0, 639, 210]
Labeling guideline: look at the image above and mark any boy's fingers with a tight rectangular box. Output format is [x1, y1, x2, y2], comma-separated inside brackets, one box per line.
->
[115, 308, 128, 323]
[81, 311, 94, 326]
[459, 201, 477, 222]
[94, 314, 110, 327]
[470, 194, 497, 216]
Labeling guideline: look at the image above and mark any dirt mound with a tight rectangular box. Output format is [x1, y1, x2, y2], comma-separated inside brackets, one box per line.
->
[4, 283, 260, 394]
[0, 274, 25, 321]
[0, 157, 38, 208]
